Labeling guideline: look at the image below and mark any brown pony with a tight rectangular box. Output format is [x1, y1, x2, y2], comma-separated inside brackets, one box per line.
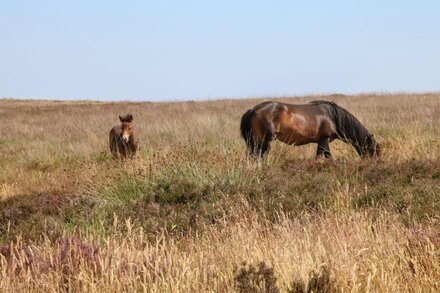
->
[109, 114, 139, 158]
[240, 100, 380, 158]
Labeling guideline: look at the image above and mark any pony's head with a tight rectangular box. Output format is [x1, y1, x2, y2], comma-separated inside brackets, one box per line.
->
[119, 114, 134, 143]
[365, 134, 380, 157]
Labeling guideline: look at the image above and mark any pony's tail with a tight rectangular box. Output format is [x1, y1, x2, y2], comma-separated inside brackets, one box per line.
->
[240, 109, 256, 154]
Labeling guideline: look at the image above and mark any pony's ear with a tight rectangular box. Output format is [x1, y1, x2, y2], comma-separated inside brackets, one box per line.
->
[119, 114, 133, 123]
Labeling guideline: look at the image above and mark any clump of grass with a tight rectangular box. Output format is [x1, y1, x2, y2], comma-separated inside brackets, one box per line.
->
[288, 265, 335, 293]
[235, 261, 279, 293]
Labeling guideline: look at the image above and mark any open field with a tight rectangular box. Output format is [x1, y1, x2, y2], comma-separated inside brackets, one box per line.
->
[0, 93, 439, 292]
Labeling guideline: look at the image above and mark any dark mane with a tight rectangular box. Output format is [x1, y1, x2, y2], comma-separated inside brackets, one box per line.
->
[309, 100, 373, 156]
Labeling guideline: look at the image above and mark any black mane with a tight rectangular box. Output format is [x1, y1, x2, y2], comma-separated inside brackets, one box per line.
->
[309, 100, 373, 156]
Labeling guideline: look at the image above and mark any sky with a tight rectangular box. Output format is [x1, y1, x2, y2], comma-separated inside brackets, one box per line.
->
[1, 1, 439, 101]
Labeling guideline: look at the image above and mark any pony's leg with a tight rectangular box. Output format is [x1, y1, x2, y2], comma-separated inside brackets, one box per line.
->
[246, 136, 256, 156]
[130, 142, 139, 158]
[110, 139, 120, 158]
[256, 132, 273, 158]
[121, 142, 130, 158]
[260, 139, 271, 158]
[316, 137, 332, 158]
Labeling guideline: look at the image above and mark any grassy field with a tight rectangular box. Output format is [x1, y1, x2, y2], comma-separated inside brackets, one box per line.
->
[0, 93, 439, 292]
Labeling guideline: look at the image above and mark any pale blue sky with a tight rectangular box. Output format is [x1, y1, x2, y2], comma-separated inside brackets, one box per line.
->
[1, 1, 439, 101]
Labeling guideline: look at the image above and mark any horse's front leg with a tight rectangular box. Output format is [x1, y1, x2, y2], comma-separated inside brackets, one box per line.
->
[316, 137, 332, 159]
[129, 141, 139, 159]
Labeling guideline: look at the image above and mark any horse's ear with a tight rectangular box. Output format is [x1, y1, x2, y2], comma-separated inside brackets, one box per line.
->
[119, 114, 133, 123]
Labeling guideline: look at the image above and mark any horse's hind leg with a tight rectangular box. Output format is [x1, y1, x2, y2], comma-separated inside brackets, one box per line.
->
[316, 137, 332, 158]
[245, 135, 256, 156]
[256, 132, 273, 158]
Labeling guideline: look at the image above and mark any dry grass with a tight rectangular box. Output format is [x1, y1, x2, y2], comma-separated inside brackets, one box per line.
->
[0, 93, 439, 292]
[0, 207, 438, 292]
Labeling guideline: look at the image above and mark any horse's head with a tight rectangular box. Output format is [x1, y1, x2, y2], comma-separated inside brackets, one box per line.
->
[119, 114, 134, 143]
[365, 134, 380, 157]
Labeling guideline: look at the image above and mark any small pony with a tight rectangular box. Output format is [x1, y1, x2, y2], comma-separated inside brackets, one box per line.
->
[109, 114, 139, 158]
[240, 100, 380, 158]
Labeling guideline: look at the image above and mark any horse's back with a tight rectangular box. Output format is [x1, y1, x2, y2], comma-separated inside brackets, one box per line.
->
[252, 101, 325, 115]
[252, 101, 284, 113]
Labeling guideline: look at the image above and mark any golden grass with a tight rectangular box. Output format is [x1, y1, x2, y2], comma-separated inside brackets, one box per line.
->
[1, 207, 438, 292]
[0, 93, 439, 292]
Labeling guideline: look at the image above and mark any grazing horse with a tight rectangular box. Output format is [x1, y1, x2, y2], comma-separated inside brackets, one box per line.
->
[240, 100, 380, 158]
[109, 114, 139, 158]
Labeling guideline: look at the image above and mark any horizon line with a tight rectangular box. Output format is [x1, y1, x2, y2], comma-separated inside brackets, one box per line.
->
[1, 90, 439, 104]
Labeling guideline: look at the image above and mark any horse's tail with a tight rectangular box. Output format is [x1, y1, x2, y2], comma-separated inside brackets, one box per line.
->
[311, 100, 372, 156]
[240, 108, 256, 153]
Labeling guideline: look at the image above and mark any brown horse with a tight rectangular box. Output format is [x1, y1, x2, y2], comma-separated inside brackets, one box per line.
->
[109, 114, 139, 158]
[240, 100, 380, 158]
